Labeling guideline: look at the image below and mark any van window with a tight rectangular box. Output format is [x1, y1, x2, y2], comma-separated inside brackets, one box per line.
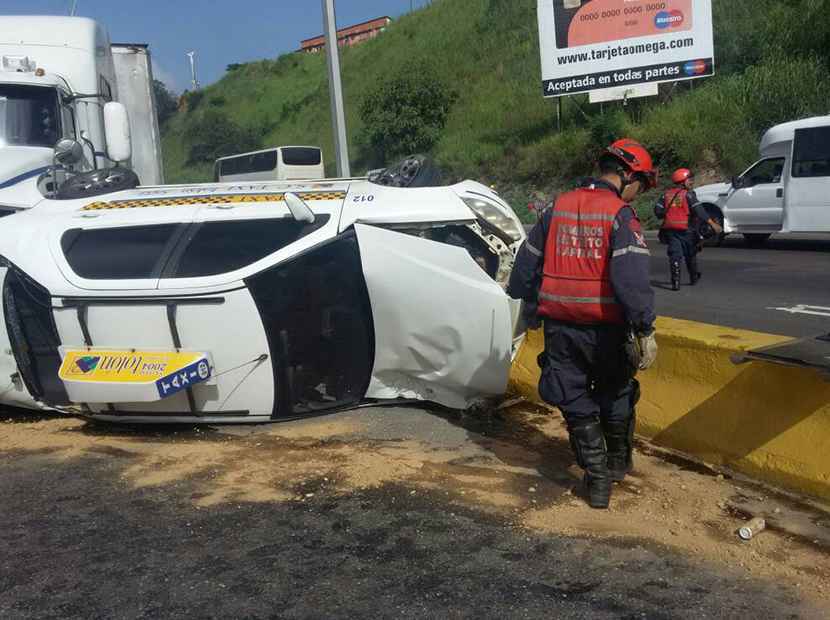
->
[169, 216, 330, 278]
[281, 147, 322, 166]
[741, 158, 785, 187]
[792, 126, 830, 178]
[62, 224, 180, 279]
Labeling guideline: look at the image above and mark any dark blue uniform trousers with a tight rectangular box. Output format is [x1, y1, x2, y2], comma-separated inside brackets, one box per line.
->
[538, 321, 637, 426]
[664, 229, 697, 264]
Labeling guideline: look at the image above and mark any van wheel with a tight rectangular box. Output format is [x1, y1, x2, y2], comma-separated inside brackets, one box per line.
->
[699, 207, 725, 247]
[743, 233, 771, 247]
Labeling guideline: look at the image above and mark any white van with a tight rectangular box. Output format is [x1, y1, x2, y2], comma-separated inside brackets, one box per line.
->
[694, 116, 830, 245]
[213, 146, 325, 183]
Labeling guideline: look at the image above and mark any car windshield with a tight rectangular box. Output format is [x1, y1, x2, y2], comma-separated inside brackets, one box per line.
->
[0, 84, 60, 148]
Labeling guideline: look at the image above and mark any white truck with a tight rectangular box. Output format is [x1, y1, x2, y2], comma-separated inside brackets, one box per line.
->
[0, 16, 163, 214]
[694, 116, 830, 245]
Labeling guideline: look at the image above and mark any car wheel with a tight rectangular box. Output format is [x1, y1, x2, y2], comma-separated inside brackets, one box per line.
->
[743, 233, 771, 247]
[56, 166, 140, 200]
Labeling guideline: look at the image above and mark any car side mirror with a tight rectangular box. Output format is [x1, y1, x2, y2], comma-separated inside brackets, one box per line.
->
[103, 102, 132, 163]
[731, 176, 742, 189]
[284, 192, 315, 224]
[53, 138, 84, 165]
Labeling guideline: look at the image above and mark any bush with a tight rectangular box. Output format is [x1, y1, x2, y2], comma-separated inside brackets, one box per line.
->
[182, 90, 204, 112]
[152, 79, 178, 127]
[184, 109, 259, 164]
[359, 62, 458, 164]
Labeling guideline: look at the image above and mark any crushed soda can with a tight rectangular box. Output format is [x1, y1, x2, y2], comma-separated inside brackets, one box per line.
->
[738, 517, 766, 541]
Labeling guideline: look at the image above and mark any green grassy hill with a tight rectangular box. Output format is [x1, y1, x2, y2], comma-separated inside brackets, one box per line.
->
[161, 0, 830, 223]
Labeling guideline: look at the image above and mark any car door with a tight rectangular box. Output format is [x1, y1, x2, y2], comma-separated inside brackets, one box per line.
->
[724, 158, 785, 229]
[354, 223, 513, 410]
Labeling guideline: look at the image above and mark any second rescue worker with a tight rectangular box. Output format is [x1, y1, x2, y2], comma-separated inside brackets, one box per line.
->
[508, 139, 658, 510]
[656, 168, 724, 291]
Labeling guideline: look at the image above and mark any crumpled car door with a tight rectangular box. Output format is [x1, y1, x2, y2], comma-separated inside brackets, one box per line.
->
[354, 223, 513, 409]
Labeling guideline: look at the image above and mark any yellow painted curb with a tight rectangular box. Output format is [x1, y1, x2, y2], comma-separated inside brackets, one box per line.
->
[510, 317, 830, 501]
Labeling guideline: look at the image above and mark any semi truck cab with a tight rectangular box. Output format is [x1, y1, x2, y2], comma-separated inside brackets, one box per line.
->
[0, 16, 162, 213]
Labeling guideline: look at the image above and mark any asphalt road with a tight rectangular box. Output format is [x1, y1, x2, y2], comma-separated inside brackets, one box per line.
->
[647, 233, 830, 337]
[2, 406, 828, 618]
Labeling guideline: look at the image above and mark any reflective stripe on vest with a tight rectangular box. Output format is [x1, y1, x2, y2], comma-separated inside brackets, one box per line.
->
[662, 188, 690, 231]
[537, 187, 625, 325]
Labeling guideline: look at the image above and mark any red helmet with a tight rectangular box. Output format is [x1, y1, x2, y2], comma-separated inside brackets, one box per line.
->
[605, 139, 657, 188]
[671, 168, 694, 184]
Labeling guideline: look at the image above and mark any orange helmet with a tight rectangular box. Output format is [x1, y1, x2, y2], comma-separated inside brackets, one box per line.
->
[605, 139, 657, 188]
[671, 168, 693, 184]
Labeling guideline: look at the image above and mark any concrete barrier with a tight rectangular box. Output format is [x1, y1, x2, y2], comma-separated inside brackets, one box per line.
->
[510, 317, 830, 501]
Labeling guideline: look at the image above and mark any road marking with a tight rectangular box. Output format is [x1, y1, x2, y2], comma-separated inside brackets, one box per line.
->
[769, 305, 830, 317]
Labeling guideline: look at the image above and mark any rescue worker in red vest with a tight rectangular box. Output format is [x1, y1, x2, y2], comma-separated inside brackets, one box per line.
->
[655, 168, 723, 291]
[507, 139, 658, 510]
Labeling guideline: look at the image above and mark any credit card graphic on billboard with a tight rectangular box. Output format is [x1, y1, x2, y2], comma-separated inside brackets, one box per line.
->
[554, 0, 693, 49]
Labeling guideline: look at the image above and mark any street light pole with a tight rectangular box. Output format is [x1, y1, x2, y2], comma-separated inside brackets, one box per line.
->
[322, 0, 351, 177]
[186, 51, 199, 90]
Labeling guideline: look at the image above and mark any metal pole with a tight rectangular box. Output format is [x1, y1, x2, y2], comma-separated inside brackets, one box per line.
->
[186, 51, 199, 90]
[557, 97, 563, 132]
[322, 0, 351, 177]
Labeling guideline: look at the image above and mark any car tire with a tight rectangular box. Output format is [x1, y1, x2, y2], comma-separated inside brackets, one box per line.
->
[56, 166, 140, 200]
[743, 233, 771, 247]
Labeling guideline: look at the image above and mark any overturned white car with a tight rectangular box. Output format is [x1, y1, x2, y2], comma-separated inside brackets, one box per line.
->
[0, 176, 526, 423]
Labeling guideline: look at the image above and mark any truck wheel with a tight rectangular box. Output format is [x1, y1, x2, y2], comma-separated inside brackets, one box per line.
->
[56, 167, 140, 200]
[701, 206, 725, 247]
[743, 233, 771, 247]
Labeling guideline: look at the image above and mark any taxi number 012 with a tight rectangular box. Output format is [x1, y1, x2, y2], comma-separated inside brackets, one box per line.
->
[352, 194, 375, 203]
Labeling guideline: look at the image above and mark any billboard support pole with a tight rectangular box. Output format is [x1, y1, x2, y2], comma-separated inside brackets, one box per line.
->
[322, 0, 351, 178]
[556, 98, 562, 132]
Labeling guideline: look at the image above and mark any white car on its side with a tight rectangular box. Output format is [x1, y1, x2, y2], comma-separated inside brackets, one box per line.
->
[0, 176, 526, 423]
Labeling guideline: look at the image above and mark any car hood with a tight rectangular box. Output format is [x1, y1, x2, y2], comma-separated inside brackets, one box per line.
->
[694, 181, 732, 203]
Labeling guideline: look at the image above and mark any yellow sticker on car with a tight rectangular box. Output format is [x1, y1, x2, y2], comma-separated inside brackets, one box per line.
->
[59, 349, 211, 399]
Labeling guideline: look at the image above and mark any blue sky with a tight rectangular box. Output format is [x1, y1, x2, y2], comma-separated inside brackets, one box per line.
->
[1, 0, 425, 91]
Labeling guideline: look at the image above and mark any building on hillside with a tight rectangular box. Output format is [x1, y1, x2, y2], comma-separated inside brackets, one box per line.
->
[300, 16, 391, 53]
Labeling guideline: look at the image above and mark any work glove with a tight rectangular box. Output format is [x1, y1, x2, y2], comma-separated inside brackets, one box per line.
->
[708, 219, 724, 235]
[636, 331, 658, 370]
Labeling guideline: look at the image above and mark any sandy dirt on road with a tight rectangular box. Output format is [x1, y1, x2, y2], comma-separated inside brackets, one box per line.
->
[1, 406, 828, 604]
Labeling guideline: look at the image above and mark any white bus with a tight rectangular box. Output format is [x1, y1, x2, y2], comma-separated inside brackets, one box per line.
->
[214, 146, 325, 182]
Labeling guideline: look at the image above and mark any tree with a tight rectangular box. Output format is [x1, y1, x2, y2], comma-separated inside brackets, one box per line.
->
[152, 79, 178, 127]
[359, 62, 458, 164]
[184, 108, 260, 164]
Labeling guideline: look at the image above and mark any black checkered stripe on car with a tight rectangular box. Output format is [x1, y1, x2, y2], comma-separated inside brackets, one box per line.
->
[81, 191, 348, 211]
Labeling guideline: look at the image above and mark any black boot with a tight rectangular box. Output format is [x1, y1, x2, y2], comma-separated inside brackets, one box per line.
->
[670, 261, 681, 291]
[687, 256, 701, 285]
[568, 420, 612, 509]
[603, 414, 635, 482]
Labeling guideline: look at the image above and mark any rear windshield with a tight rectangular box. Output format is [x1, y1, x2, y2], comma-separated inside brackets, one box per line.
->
[170, 216, 329, 278]
[219, 150, 278, 176]
[792, 126, 830, 178]
[61, 225, 179, 279]
[281, 147, 322, 166]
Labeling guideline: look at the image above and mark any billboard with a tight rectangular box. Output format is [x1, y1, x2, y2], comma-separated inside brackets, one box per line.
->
[537, 0, 714, 97]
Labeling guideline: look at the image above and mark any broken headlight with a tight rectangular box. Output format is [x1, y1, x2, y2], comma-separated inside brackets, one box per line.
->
[462, 197, 523, 243]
